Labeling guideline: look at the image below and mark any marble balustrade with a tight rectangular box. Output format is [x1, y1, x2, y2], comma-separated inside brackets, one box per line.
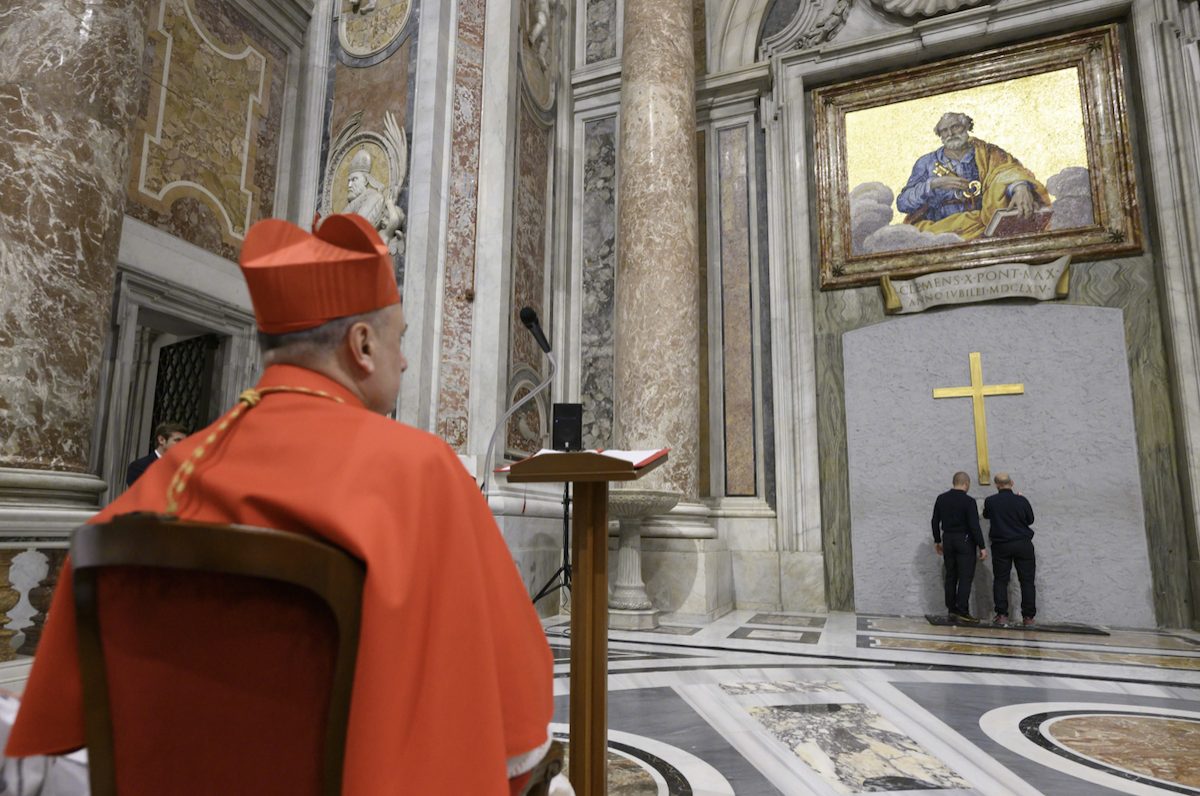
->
[0, 547, 71, 662]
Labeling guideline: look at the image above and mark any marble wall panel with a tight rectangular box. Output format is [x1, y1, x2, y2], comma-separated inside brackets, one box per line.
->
[505, 101, 553, 456]
[0, 0, 149, 471]
[580, 116, 617, 450]
[755, 127, 776, 510]
[814, 254, 1192, 625]
[584, 0, 618, 64]
[126, 0, 286, 260]
[693, 0, 707, 74]
[329, 37, 413, 147]
[717, 126, 756, 497]
[435, 0, 486, 450]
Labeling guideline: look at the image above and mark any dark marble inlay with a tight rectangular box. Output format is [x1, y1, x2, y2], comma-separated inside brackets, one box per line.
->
[580, 116, 617, 449]
[728, 627, 820, 644]
[548, 639, 696, 664]
[749, 613, 826, 628]
[650, 624, 704, 636]
[1021, 710, 1200, 794]
[584, 0, 618, 64]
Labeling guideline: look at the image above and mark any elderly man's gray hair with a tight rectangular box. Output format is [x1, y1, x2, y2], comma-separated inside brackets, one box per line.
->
[934, 112, 974, 136]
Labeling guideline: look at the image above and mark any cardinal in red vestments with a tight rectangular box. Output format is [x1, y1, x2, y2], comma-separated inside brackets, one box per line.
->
[6, 214, 556, 794]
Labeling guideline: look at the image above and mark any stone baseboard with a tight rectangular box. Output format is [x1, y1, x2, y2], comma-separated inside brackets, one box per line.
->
[780, 551, 826, 612]
[637, 537, 734, 623]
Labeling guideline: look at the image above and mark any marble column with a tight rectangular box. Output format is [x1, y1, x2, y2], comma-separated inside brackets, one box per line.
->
[0, 1, 147, 551]
[0, 1, 147, 479]
[612, 0, 732, 623]
[614, 0, 700, 497]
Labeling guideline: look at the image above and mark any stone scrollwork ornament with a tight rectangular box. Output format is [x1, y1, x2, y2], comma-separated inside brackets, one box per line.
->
[759, 0, 855, 59]
[866, 0, 987, 16]
[322, 111, 409, 257]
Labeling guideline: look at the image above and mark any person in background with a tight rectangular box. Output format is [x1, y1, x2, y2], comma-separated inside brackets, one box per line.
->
[124, 421, 188, 487]
[931, 470, 988, 623]
[984, 472, 1037, 627]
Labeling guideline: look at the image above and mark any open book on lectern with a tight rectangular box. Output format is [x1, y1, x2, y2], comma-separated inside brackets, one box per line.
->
[496, 448, 669, 481]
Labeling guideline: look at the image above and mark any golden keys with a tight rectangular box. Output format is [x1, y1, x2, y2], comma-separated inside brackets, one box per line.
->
[932, 161, 982, 200]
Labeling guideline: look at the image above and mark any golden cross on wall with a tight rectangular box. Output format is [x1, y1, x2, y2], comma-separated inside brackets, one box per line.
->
[932, 352, 1025, 485]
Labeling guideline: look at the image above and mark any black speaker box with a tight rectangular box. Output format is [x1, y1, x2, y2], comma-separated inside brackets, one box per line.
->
[552, 403, 583, 451]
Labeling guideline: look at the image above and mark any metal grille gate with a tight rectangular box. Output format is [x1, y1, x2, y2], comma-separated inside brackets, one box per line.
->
[150, 334, 219, 434]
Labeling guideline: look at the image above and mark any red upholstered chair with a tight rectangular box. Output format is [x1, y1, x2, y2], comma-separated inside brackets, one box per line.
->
[71, 513, 364, 796]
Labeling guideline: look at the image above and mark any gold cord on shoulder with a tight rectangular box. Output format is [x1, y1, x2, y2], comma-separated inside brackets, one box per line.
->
[165, 386, 345, 513]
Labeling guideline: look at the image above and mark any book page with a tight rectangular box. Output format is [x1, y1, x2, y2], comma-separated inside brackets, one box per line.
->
[597, 449, 669, 467]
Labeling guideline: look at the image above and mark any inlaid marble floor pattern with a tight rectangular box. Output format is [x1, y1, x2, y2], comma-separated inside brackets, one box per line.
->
[544, 611, 1200, 795]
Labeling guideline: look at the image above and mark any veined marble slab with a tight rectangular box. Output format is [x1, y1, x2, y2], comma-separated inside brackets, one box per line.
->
[747, 702, 970, 793]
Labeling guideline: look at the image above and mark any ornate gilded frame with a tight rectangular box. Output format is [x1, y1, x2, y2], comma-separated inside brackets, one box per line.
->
[813, 25, 1141, 289]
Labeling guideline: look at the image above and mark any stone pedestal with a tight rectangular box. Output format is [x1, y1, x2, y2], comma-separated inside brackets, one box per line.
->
[639, 537, 733, 624]
[608, 489, 678, 629]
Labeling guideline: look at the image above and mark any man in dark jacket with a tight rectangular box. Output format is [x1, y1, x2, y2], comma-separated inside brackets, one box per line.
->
[931, 471, 988, 623]
[124, 421, 188, 487]
[983, 472, 1036, 626]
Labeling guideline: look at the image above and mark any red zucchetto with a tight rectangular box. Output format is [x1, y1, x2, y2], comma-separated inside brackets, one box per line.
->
[239, 213, 400, 334]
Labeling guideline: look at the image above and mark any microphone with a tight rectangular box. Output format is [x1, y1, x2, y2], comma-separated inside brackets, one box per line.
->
[520, 307, 552, 353]
[480, 307, 558, 492]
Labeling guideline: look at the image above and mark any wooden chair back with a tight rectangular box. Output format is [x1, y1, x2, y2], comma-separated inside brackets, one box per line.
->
[71, 513, 364, 796]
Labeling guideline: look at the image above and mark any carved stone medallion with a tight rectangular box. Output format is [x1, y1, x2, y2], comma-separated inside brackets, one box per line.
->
[322, 112, 409, 256]
[519, 0, 560, 111]
[338, 0, 412, 60]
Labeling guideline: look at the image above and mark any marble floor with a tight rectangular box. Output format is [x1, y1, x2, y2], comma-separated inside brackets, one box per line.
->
[544, 611, 1200, 795]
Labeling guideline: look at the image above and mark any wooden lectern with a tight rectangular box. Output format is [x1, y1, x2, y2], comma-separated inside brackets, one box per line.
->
[505, 450, 667, 796]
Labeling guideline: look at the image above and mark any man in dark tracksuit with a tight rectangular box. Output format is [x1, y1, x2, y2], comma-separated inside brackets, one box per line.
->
[931, 471, 988, 622]
[983, 472, 1036, 626]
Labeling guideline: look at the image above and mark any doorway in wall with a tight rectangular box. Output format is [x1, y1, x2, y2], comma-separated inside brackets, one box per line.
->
[95, 271, 257, 503]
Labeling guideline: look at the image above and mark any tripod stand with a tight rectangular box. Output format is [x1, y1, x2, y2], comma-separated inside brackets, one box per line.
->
[532, 482, 571, 605]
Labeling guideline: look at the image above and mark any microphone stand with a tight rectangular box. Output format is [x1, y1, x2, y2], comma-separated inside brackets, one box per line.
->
[480, 352, 557, 494]
[532, 481, 571, 606]
[483, 310, 570, 608]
